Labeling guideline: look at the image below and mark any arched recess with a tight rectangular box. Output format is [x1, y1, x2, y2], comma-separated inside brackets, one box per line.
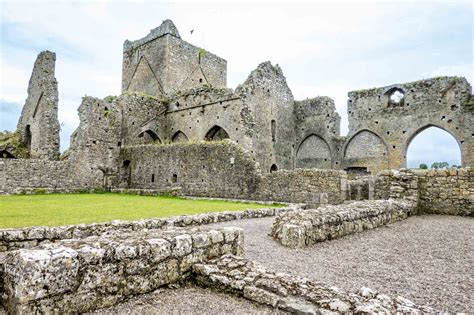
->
[172, 131, 189, 143]
[121, 160, 132, 188]
[404, 124, 463, 168]
[296, 134, 332, 169]
[204, 125, 229, 141]
[270, 164, 278, 173]
[344, 129, 389, 174]
[138, 129, 162, 144]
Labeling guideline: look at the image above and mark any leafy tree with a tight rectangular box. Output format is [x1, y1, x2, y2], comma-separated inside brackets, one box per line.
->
[419, 163, 428, 169]
[431, 162, 449, 169]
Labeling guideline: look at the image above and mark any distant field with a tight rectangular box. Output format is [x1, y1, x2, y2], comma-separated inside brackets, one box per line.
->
[0, 193, 282, 228]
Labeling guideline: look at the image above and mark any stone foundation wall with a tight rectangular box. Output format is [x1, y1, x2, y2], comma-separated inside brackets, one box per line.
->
[271, 199, 416, 248]
[0, 207, 295, 252]
[1, 227, 243, 313]
[193, 254, 433, 313]
[375, 168, 473, 216]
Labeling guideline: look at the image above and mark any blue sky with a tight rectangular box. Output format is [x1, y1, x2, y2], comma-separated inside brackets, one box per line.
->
[0, 0, 471, 167]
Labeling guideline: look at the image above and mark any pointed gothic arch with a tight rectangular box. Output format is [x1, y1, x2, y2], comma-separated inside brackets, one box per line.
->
[296, 134, 332, 169]
[171, 130, 189, 143]
[204, 125, 229, 141]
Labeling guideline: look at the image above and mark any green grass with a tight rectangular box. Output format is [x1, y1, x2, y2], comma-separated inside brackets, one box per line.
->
[0, 193, 283, 229]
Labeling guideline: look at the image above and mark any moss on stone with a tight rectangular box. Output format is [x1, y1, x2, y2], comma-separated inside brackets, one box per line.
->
[0, 130, 30, 158]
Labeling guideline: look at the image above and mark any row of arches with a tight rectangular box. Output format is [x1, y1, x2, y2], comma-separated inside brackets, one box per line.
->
[135, 125, 230, 145]
[295, 125, 462, 171]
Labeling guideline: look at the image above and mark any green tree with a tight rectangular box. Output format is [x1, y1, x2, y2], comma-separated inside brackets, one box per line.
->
[419, 163, 428, 169]
[431, 162, 449, 169]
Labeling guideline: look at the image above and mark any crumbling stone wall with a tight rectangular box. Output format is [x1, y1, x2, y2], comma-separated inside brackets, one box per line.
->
[1, 226, 243, 313]
[375, 168, 473, 216]
[271, 199, 416, 248]
[16, 51, 60, 160]
[122, 20, 226, 97]
[194, 254, 433, 313]
[120, 142, 347, 205]
[346, 77, 473, 172]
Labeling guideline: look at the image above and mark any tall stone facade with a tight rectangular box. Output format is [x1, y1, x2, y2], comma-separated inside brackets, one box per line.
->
[1, 19, 473, 196]
[16, 51, 60, 160]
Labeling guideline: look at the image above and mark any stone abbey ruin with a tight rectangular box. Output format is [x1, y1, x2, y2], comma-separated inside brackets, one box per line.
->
[0, 20, 473, 313]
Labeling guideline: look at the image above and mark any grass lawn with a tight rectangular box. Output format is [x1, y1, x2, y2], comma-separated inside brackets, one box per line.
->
[0, 193, 282, 229]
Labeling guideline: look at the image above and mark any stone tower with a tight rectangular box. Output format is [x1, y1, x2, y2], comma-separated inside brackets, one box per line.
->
[121, 19, 227, 97]
[17, 51, 60, 160]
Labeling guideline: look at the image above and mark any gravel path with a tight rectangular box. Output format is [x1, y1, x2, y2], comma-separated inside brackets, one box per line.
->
[206, 214, 474, 312]
[90, 285, 285, 314]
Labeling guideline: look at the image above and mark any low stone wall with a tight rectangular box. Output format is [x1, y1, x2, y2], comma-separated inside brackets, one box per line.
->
[0, 207, 295, 252]
[193, 254, 433, 313]
[1, 227, 243, 313]
[271, 199, 416, 248]
[375, 168, 473, 216]
[256, 169, 347, 205]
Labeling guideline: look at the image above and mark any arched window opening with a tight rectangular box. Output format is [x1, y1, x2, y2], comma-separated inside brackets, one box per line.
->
[205, 125, 229, 141]
[172, 131, 189, 143]
[138, 130, 161, 144]
[406, 126, 461, 169]
[271, 120, 276, 142]
[270, 164, 278, 173]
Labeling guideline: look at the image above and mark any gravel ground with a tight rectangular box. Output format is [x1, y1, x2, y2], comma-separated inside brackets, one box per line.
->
[90, 285, 285, 314]
[205, 214, 474, 312]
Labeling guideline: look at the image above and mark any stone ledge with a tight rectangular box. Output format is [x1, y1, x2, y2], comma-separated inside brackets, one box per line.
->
[271, 199, 417, 248]
[1, 227, 243, 313]
[193, 254, 434, 313]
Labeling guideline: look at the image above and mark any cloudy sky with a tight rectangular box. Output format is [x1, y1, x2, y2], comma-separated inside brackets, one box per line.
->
[0, 0, 471, 167]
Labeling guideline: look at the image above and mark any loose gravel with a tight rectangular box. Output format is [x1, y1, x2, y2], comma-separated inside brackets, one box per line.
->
[90, 285, 285, 314]
[206, 214, 474, 313]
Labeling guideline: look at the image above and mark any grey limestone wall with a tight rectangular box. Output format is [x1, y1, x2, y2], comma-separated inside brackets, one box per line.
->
[236, 62, 296, 172]
[194, 254, 433, 313]
[375, 168, 473, 216]
[120, 142, 347, 205]
[346, 77, 473, 171]
[1, 227, 243, 313]
[16, 51, 60, 160]
[271, 199, 416, 248]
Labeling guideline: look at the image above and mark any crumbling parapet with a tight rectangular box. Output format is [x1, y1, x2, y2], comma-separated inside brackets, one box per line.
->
[16, 51, 60, 160]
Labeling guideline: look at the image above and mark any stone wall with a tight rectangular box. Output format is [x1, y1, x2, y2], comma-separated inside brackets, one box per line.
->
[16, 51, 60, 160]
[193, 254, 433, 313]
[1, 227, 243, 313]
[346, 77, 473, 171]
[120, 142, 347, 205]
[0, 207, 295, 252]
[375, 168, 473, 216]
[271, 199, 416, 248]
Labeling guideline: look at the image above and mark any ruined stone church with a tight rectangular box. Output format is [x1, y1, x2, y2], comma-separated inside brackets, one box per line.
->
[0, 20, 473, 200]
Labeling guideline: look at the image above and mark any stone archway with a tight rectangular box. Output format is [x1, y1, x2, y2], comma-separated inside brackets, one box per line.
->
[343, 129, 389, 174]
[204, 125, 229, 141]
[296, 134, 332, 169]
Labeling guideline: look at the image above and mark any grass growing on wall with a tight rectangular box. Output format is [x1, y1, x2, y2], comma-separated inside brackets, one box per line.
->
[0, 193, 283, 229]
